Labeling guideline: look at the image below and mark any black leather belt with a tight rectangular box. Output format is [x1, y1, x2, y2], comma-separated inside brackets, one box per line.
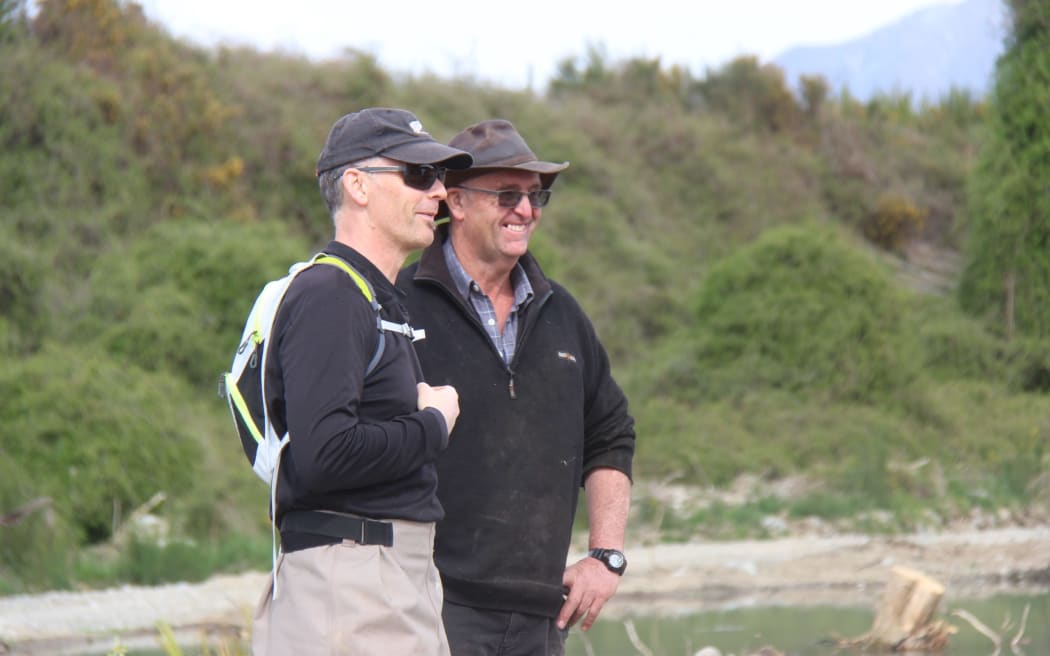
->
[280, 510, 393, 548]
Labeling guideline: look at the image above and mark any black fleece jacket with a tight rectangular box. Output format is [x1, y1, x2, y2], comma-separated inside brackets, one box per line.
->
[267, 241, 448, 551]
[396, 230, 636, 617]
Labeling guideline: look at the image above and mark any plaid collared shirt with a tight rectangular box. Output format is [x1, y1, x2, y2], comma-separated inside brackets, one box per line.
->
[443, 239, 533, 366]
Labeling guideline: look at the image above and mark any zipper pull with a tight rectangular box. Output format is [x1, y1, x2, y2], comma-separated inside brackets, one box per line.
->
[508, 375, 517, 400]
[237, 332, 255, 354]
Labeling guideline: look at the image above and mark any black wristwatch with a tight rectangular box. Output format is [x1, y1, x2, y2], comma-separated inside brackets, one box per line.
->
[588, 548, 627, 575]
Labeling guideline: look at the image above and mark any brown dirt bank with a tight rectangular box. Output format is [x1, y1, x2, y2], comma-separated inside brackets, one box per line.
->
[1, 527, 1047, 655]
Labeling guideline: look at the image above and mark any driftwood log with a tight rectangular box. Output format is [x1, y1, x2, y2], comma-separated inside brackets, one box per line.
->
[845, 565, 957, 651]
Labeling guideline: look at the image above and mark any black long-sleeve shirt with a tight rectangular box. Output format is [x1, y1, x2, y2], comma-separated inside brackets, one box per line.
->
[267, 241, 447, 545]
[397, 230, 636, 617]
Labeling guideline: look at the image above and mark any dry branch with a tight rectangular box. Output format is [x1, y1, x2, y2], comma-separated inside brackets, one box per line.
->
[0, 497, 52, 527]
[951, 609, 1001, 654]
[1012, 603, 1031, 649]
[624, 619, 655, 656]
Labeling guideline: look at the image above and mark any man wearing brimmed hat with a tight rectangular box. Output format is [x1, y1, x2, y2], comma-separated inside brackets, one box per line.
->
[251, 108, 471, 656]
[397, 119, 636, 655]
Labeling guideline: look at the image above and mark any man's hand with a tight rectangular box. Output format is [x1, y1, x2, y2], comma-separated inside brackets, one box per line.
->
[416, 382, 460, 434]
[557, 555, 621, 631]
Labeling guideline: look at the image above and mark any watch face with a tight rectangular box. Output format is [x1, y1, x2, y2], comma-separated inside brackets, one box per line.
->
[608, 552, 625, 568]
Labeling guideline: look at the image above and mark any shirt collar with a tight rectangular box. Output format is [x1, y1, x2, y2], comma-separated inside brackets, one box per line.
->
[442, 239, 534, 308]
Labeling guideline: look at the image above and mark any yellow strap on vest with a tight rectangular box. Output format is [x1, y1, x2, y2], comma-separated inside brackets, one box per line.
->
[315, 255, 374, 303]
[224, 372, 263, 445]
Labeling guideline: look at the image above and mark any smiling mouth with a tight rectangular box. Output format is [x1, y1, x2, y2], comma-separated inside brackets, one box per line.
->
[503, 223, 530, 232]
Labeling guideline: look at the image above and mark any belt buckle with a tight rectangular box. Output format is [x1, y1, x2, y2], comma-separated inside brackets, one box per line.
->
[356, 519, 368, 545]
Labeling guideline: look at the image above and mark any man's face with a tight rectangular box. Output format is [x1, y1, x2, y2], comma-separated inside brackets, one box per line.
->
[364, 159, 448, 253]
[448, 169, 543, 267]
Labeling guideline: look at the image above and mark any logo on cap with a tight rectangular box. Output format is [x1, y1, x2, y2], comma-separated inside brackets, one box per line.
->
[409, 120, 428, 135]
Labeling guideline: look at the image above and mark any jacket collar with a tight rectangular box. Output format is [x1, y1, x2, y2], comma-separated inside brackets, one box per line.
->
[324, 239, 405, 304]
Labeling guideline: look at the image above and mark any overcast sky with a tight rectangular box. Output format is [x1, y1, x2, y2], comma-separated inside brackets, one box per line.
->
[137, 0, 967, 89]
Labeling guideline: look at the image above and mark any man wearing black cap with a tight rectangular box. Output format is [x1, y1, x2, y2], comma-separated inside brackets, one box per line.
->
[251, 108, 472, 656]
[397, 120, 636, 655]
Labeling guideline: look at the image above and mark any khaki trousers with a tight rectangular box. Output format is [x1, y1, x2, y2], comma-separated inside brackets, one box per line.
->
[252, 519, 449, 656]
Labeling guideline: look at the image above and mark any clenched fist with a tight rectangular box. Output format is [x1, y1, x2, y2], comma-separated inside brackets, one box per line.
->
[416, 382, 460, 435]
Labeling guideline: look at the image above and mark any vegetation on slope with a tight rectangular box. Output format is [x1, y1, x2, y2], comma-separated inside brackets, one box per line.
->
[1, 0, 1046, 593]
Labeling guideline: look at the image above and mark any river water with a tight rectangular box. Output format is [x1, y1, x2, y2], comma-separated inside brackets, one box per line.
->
[567, 593, 1049, 656]
[66, 591, 1050, 655]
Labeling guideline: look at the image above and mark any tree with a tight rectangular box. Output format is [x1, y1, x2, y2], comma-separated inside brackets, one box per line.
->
[959, 0, 1050, 339]
[799, 74, 829, 119]
[0, 0, 27, 41]
[694, 56, 801, 133]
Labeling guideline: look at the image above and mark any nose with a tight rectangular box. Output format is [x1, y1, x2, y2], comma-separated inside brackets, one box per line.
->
[512, 192, 532, 215]
[429, 180, 448, 200]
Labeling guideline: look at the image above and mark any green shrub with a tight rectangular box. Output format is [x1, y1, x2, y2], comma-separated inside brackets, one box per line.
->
[913, 302, 1010, 381]
[0, 228, 47, 354]
[73, 533, 270, 588]
[1004, 337, 1050, 393]
[690, 223, 918, 402]
[2, 2, 1048, 592]
[96, 283, 220, 383]
[0, 37, 151, 248]
[0, 345, 202, 544]
[71, 219, 309, 386]
[0, 463, 79, 593]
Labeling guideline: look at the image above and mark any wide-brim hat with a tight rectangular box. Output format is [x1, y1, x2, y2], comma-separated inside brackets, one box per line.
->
[438, 119, 569, 218]
[443, 119, 569, 189]
[316, 107, 472, 176]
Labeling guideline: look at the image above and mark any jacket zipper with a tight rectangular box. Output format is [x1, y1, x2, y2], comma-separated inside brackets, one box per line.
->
[505, 288, 552, 400]
[422, 276, 553, 400]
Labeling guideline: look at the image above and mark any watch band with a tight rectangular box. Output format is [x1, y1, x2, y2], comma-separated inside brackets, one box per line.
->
[588, 548, 627, 575]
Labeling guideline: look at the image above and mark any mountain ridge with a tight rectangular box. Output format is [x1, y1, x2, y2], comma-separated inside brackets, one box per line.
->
[774, 0, 1007, 101]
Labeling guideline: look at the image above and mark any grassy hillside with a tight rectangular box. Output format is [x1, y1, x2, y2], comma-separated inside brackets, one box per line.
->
[1, 0, 1046, 593]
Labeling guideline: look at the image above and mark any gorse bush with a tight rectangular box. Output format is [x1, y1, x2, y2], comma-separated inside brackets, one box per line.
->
[0, 463, 78, 594]
[690, 223, 917, 401]
[0, 228, 47, 354]
[695, 55, 802, 133]
[0, 38, 141, 245]
[913, 301, 1011, 381]
[0, 345, 202, 544]
[1, 0, 1047, 593]
[0, 345, 263, 592]
[70, 219, 310, 385]
[862, 193, 927, 252]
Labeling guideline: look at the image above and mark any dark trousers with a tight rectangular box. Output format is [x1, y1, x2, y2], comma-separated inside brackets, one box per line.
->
[442, 601, 567, 656]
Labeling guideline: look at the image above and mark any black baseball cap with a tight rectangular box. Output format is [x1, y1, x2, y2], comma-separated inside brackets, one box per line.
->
[316, 108, 473, 176]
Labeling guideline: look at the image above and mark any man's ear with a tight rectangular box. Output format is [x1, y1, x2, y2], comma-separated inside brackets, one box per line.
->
[446, 188, 467, 222]
[343, 168, 369, 205]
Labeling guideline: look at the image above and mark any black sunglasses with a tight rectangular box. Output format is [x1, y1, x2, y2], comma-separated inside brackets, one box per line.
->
[455, 185, 552, 209]
[355, 163, 447, 191]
